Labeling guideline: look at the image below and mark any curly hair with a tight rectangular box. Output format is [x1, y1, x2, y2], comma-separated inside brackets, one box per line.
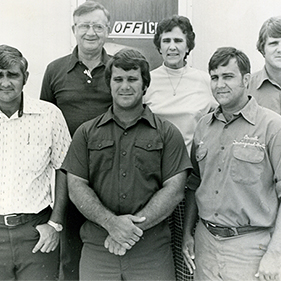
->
[153, 15, 195, 57]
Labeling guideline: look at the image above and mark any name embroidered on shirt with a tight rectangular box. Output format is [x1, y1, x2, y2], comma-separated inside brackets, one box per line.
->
[233, 135, 265, 148]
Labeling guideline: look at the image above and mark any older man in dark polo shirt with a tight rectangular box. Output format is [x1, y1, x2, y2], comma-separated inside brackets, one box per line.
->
[62, 49, 192, 280]
[40, 2, 113, 279]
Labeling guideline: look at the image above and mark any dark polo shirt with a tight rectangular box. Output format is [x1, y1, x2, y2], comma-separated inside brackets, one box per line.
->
[40, 46, 112, 136]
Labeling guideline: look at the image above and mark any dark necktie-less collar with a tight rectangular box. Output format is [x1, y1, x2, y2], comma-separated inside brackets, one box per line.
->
[18, 92, 24, 117]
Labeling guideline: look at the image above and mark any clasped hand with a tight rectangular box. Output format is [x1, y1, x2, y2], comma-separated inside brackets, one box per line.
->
[104, 214, 146, 255]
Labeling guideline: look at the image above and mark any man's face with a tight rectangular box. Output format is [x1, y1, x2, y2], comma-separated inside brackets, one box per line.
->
[264, 36, 281, 70]
[0, 64, 27, 104]
[160, 26, 189, 69]
[210, 58, 249, 112]
[73, 9, 109, 55]
[110, 66, 145, 111]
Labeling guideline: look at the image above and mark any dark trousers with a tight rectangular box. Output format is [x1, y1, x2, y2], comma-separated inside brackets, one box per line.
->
[59, 201, 85, 281]
[0, 207, 59, 280]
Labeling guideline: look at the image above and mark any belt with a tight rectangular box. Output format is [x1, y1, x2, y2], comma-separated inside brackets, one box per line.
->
[201, 218, 268, 238]
[0, 207, 50, 227]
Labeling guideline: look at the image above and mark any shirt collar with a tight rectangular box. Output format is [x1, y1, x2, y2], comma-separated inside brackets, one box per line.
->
[256, 66, 281, 90]
[67, 46, 110, 73]
[22, 94, 44, 114]
[98, 105, 157, 129]
[0, 93, 43, 119]
[208, 96, 259, 126]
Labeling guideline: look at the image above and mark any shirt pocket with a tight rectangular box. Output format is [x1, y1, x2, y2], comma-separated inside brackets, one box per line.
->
[88, 139, 114, 172]
[230, 143, 265, 185]
[23, 144, 49, 172]
[134, 139, 163, 174]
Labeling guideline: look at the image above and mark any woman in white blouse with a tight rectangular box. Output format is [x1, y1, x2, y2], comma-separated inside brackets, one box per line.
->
[143, 15, 216, 281]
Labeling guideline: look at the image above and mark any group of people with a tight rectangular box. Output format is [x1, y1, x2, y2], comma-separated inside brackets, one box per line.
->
[1, 1, 281, 281]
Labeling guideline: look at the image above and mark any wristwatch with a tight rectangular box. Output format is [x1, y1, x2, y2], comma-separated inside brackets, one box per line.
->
[47, 220, 63, 232]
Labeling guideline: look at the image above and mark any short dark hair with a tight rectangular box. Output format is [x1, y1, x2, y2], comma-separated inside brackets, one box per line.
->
[257, 16, 281, 55]
[105, 48, 151, 93]
[73, 1, 110, 25]
[208, 47, 251, 76]
[153, 15, 195, 57]
[0, 45, 28, 75]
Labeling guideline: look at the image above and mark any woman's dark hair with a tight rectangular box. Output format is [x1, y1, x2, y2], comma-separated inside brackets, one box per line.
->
[153, 15, 195, 57]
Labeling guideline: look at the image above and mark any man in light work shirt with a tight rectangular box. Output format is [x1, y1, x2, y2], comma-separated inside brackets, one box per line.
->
[0, 45, 71, 280]
[182, 47, 281, 280]
[247, 16, 281, 114]
[63, 49, 191, 280]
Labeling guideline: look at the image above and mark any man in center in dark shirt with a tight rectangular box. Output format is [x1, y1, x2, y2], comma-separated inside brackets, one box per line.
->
[40, 2, 112, 279]
[62, 48, 192, 280]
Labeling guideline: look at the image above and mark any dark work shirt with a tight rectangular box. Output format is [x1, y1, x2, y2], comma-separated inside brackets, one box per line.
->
[40, 46, 112, 136]
[62, 105, 191, 216]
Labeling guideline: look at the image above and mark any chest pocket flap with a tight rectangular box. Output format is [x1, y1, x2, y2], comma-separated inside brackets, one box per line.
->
[135, 139, 163, 151]
[88, 139, 114, 150]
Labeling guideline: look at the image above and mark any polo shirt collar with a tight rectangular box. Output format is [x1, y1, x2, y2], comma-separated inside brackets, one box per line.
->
[98, 105, 157, 129]
[209, 96, 258, 126]
[67, 46, 110, 73]
[256, 66, 281, 90]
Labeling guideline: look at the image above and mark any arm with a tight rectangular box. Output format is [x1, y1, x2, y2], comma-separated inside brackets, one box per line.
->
[67, 173, 145, 249]
[257, 200, 281, 280]
[104, 170, 187, 256]
[32, 169, 67, 253]
[182, 139, 200, 273]
[182, 188, 198, 274]
[135, 170, 187, 231]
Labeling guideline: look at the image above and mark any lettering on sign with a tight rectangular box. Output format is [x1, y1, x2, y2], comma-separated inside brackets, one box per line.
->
[110, 21, 158, 38]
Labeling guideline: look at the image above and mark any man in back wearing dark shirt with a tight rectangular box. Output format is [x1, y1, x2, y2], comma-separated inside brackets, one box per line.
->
[40, 2, 112, 280]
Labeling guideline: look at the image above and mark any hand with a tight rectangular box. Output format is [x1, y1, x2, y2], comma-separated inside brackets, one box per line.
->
[106, 215, 146, 249]
[182, 235, 196, 274]
[256, 250, 281, 280]
[32, 223, 59, 253]
[104, 235, 127, 256]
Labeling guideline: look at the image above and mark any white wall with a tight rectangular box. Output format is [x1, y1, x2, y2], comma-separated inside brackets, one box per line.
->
[183, 0, 281, 73]
[0, 0, 74, 98]
[0, 0, 280, 99]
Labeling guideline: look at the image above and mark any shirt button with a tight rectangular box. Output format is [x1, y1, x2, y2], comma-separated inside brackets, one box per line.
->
[215, 213, 218, 217]
[215, 190, 219, 194]
[221, 146, 224, 150]
[122, 151, 127, 156]
[87, 80, 91, 83]
[122, 172, 126, 177]
[98, 144, 102, 148]
[123, 131, 128, 136]
[147, 144, 152, 148]
[218, 168, 221, 172]
[225, 125, 228, 129]
[122, 194, 126, 199]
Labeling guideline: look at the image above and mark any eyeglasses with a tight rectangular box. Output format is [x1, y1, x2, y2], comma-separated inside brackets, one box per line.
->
[75, 23, 108, 33]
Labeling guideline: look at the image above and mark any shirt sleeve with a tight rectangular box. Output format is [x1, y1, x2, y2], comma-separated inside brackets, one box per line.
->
[61, 124, 89, 180]
[186, 139, 201, 191]
[40, 65, 57, 104]
[268, 127, 281, 198]
[161, 120, 193, 182]
[50, 106, 71, 169]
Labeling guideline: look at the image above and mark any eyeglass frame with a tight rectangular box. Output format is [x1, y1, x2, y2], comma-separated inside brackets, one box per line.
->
[74, 22, 109, 33]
